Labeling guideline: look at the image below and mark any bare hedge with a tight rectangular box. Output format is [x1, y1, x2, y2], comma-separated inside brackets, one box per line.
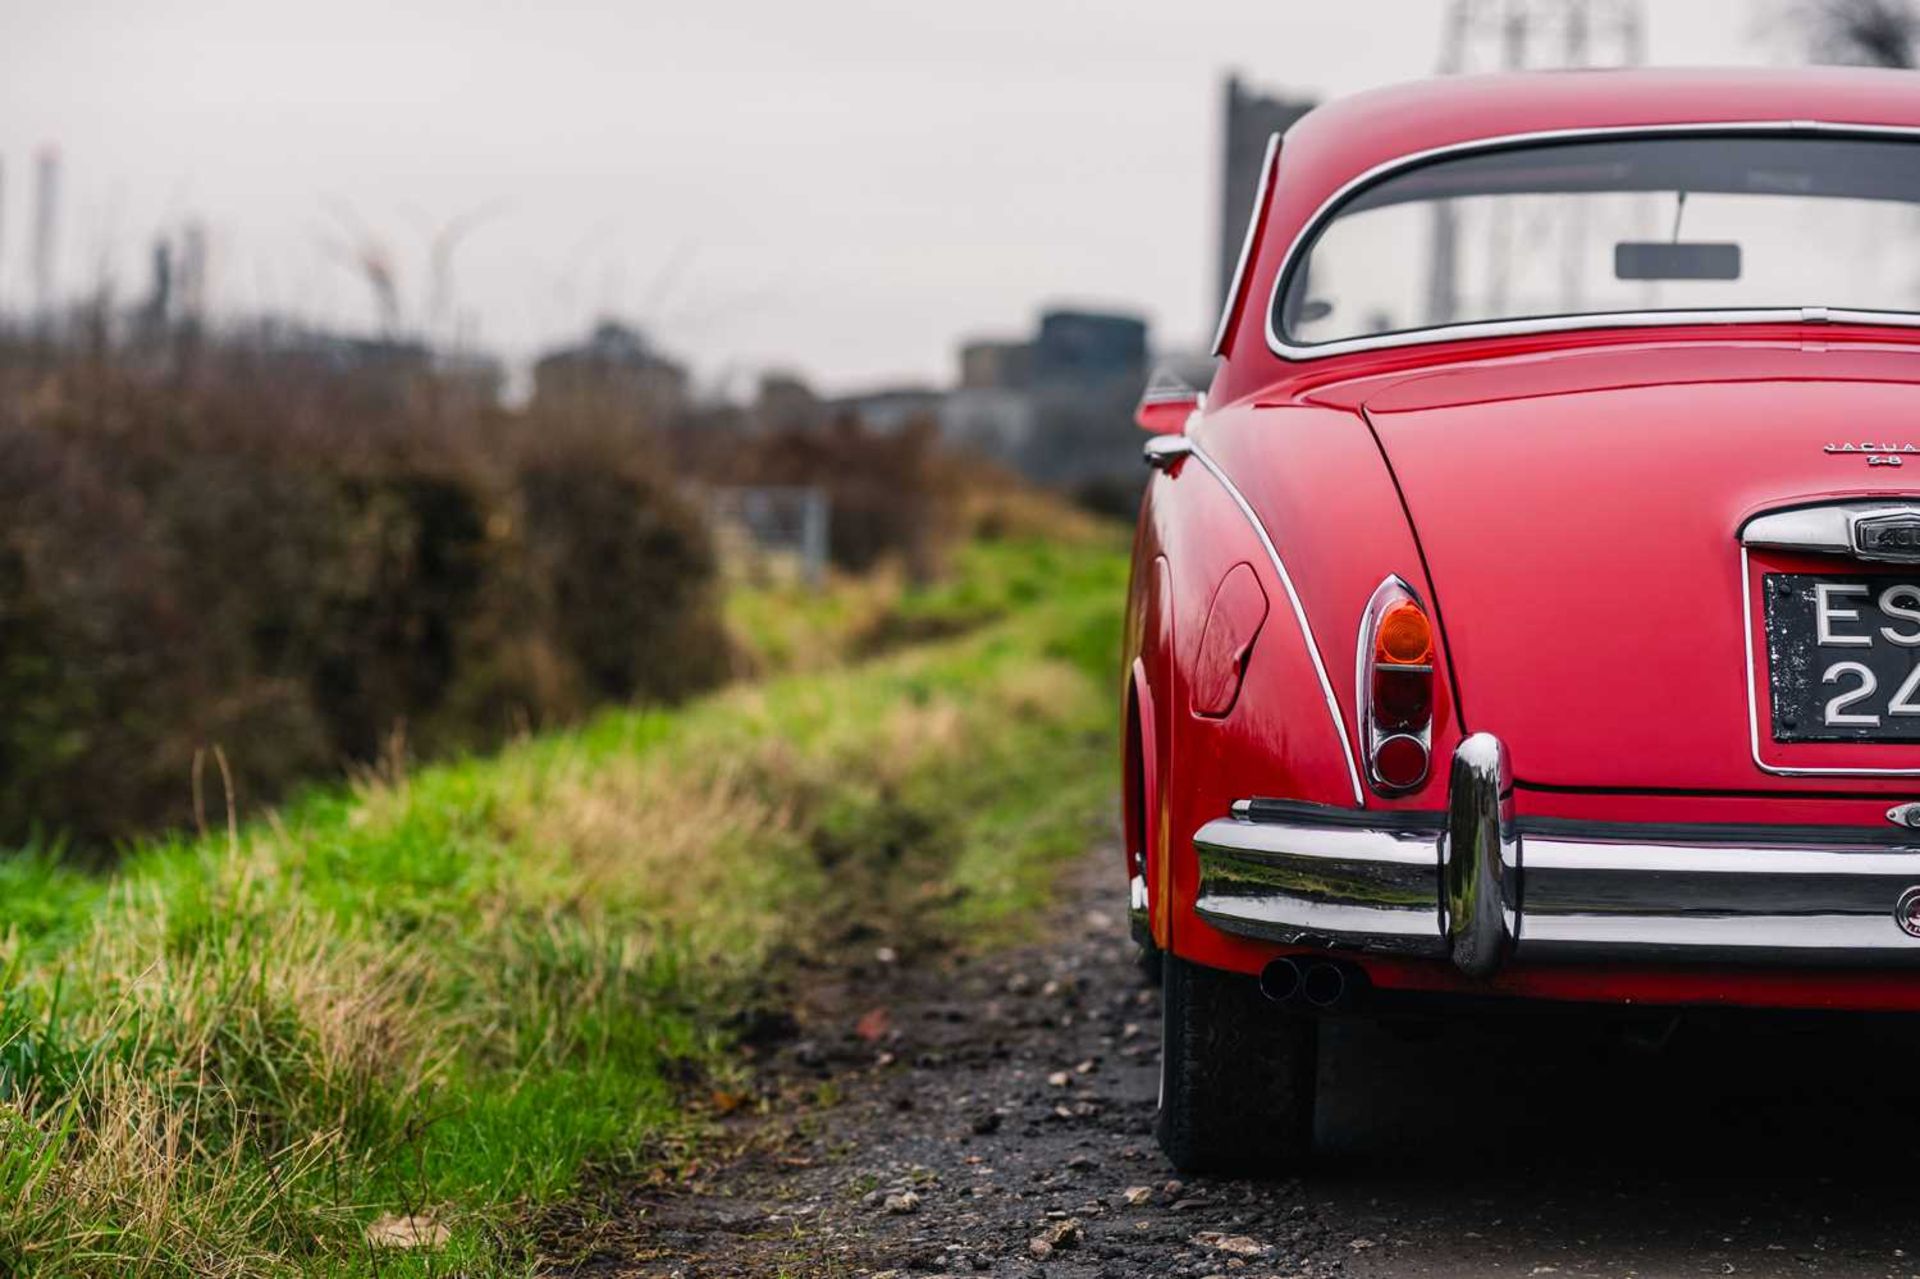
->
[0, 346, 728, 846]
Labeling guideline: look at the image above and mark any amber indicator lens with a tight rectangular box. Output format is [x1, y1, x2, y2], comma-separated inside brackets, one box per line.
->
[1374, 601, 1433, 665]
[1371, 665, 1432, 730]
[1371, 734, 1429, 789]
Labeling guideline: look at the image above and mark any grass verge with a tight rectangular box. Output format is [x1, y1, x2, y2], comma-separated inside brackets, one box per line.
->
[0, 530, 1127, 1277]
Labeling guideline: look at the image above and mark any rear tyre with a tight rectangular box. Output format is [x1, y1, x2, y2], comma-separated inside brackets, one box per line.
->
[1155, 953, 1317, 1174]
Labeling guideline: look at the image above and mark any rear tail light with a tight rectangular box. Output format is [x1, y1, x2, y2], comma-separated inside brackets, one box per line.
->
[1358, 579, 1436, 794]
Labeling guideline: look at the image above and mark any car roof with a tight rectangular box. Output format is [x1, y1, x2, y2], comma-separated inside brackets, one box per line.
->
[1287, 66, 1920, 172]
[1213, 68, 1920, 383]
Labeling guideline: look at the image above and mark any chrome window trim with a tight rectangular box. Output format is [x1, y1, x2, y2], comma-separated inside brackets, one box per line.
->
[1212, 132, 1282, 357]
[1260, 120, 1920, 363]
[1187, 443, 1368, 805]
[1741, 543, 1920, 776]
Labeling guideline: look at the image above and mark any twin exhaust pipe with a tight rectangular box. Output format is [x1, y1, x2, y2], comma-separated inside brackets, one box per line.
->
[1259, 956, 1367, 1012]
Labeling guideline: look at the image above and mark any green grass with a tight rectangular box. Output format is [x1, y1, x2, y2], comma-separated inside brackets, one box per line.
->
[0, 532, 1128, 1277]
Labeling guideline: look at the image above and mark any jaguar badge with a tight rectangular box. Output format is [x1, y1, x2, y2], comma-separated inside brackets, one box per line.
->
[1827, 441, 1918, 467]
[1888, 802, 1920, 830]
[1897, 887, 1920, 939]
[1853, 512, 1920, 563]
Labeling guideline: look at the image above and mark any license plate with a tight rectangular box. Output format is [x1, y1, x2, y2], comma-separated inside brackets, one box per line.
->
[1765, 573, 1920, 742]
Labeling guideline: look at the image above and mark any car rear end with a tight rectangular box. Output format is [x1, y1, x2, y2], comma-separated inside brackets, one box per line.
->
[1148, 71, 1920, 1173]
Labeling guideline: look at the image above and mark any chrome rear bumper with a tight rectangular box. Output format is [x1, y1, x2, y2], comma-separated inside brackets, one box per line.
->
[1195, 733, 1920, 974]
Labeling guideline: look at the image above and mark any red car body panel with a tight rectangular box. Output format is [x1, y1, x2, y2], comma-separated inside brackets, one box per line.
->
[1369, 344, 1920, 791]
[1126, 68, 1920, 1013]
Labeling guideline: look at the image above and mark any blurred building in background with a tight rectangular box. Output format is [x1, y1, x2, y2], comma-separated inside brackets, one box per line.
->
[940, 306, 1147, 498]
[958, 338, 1033, 391]
[754, 371, 827, 434]
[828, 384, 945, 434]
[1217, 75, 1316, 314]
[533, 319, 688, 423]
[942, 337, 1038, 462]
[1031, 310, 1147, 386]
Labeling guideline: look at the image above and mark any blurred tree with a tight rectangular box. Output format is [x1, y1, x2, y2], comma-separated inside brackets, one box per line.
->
[1799, 0, 1916, 67]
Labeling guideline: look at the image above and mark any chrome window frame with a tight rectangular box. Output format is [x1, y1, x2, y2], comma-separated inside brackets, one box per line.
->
[1262, 120, 1920, 363]
[1211, 132, 1282, 357]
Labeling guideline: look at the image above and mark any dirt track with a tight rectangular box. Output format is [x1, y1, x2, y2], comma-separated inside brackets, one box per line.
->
[565, 846, 1920, 1278]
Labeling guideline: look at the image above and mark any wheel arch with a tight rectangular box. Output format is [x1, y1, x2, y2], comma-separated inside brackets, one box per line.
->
[1125, 656, 1169, 949]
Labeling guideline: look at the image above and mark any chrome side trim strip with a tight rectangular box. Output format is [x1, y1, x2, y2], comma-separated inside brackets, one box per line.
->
[1741, 544, 1920, 776]
[1212, 132, 1280, 357]
[1260, 120, 1920, 363]
[1740, 542, 1771, 775]
[1187, 443, 1368, 805]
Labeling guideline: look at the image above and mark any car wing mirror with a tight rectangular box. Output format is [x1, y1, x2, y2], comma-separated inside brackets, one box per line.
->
[1135, 364, 1207, 435]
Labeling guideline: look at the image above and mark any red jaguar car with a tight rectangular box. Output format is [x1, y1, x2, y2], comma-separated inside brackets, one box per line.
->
[1127, 67, 1920, 1172]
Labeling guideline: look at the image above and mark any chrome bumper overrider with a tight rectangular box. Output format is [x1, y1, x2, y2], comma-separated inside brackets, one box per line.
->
[1195, 733, 1920, 974]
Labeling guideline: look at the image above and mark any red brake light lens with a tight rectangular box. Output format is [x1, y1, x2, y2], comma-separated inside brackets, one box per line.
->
[1371, 665, 1432, 730]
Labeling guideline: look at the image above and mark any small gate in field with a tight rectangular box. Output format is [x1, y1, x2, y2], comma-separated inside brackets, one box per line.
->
[705, 485, 831, 585]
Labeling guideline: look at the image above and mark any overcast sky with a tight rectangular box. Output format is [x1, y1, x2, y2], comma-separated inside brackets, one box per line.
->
[0, 1, 1781, 393]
